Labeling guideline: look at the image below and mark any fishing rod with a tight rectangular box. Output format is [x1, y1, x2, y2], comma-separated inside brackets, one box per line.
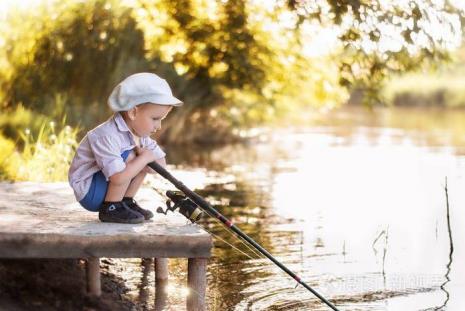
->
[147, 161, 340, 311]
[151, 186, 265, 260]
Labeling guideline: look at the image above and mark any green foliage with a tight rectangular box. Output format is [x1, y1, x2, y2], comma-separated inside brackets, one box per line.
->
[5, 120, 79, 182]
[133, 0, 348, 142]
[380, 46, 465, 107]
[136, 0, 270, 106]
[1, 0, 147, 126]
[382, 72, 465, 108]
[289, 0, 464, 103]
[0, 0, 463, 145]
[0, 97, 79, 181]
[0, 133, 16, 180]
[0, 103, 49, 140]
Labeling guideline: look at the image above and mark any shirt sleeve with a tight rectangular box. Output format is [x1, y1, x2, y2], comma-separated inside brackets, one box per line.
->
[142, 137, 166, 160]
[88, 134, 126, 180]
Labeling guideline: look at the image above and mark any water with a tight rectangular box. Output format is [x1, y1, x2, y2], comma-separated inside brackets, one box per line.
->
[110, 107, 465, 310]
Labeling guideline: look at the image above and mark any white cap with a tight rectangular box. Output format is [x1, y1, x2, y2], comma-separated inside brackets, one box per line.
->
[108, 72, 183, 111]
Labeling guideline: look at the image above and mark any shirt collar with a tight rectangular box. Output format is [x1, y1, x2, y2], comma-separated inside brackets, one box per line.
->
[114, 112, 131, 133]
[113, 112, 146, 147]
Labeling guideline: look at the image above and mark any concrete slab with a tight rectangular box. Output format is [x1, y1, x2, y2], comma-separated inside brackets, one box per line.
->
[0, 182, 212, 258]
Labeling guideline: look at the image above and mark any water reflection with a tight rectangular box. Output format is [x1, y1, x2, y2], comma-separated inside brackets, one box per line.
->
[372, 227, 389, 276]
[117, 106, 464, 310]
[154, 278, 168, 311]
[138, 258, 152, 307]
[424, 178, 455, 311]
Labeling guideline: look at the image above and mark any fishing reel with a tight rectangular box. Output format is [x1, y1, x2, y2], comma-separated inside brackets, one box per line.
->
[156, 190, 203, 223]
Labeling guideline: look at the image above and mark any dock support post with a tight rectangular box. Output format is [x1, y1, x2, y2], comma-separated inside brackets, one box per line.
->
[155, 258, 169, 281]
[187, 258, 207, 311]
[154, 258, 169, 311]
[86, 257, 101, 296]
[155, 278, 168, 311]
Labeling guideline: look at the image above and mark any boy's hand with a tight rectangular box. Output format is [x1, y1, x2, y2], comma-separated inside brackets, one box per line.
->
[134, 146, 158, 163]
[142, 156, 167, 174]
[143, 166, 156, 174]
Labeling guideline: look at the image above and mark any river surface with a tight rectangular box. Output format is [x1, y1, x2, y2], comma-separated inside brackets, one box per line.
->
[107, 107, 465, 310]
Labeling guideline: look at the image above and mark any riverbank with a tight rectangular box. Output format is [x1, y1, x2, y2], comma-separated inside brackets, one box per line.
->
[0, 258, 137, 311]
[381, 68, 465, 108]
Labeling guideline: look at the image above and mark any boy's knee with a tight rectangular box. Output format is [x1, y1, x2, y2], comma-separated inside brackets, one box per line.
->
[128, 168, 147, 182]
[108, 177, 130, 187]
[138, 169, 148, 178]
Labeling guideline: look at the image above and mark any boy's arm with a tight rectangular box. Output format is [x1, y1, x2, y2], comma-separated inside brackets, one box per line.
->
[141, 136, 167, 173]
[109, 149, 157, 184]
[144, 156, 167, 174]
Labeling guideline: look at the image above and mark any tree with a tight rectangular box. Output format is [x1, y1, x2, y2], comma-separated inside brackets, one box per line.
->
[288, 0, 464, 102]
[1, 0, 462, 143]
[1, 0, 147, 126]
[134, 0, 346, 142]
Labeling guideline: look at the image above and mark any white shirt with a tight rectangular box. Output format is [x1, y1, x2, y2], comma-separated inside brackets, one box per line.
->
[68, 112, 165, 201]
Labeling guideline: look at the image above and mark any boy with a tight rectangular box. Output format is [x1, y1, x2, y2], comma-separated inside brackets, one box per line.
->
[68, 72, 183, 224]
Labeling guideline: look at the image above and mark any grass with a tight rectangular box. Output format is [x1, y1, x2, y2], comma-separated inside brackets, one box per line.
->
[0, 103, 50, 141]
[0, 118, 79, 182]
[381, 55, 465, 108]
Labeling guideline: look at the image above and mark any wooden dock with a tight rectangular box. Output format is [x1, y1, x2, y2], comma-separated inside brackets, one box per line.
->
[0, 182, 212, 310]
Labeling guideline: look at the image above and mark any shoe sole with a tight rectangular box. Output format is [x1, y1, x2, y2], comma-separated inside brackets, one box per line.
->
[99, 216, 145, 224]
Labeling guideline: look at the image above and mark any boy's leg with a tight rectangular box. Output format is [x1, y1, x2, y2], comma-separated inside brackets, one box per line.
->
[104, 177, 131, 202]
[120, 151, 153, 220]
[104, 151, 144, 202]
[124, 169, 147, 198]
[124, 168, 153, 219]
[101, 150, 152, 221]
[98, 150, 145, 224]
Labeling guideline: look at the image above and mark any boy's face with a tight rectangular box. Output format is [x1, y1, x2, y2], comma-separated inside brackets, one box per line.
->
[127, 103, 172, 137]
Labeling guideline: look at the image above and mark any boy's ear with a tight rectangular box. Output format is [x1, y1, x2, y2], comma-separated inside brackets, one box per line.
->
[127, 106, 138, 120]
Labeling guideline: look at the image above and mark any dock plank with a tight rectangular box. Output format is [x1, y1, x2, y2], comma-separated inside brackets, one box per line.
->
[0, 182, 212, 258]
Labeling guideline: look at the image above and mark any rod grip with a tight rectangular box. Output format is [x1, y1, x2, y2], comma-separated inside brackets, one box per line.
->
[147, 161, 171, 180]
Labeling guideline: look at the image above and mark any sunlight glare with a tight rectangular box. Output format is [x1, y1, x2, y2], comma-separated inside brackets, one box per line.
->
[0, 0, 47, 19]
[165, 283, 190, 297]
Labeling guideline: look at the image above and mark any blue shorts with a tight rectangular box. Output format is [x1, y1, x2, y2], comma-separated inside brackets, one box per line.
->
[79, 150, 132, 212]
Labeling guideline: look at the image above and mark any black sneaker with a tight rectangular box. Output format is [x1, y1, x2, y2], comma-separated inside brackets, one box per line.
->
[123, 197, 154, 220]
[98, 201, 144, 224]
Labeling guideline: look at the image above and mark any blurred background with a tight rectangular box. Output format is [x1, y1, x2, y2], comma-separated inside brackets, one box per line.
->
[0, 0, 464, 310]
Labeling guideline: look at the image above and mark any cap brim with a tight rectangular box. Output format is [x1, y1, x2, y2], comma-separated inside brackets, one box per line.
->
[147, 94, 183, 106]
[108, 94, 184, 111]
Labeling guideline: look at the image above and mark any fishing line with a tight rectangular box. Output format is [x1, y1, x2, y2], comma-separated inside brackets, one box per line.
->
[150, 176, 265, 259]
[207, 215, 266, 260]
[152, 173, 269, 260]
[199, 205, 266, 260]
[147, 161, 341, 311]
[200, 225, 256, 260]
[151, 182, 263, 260]
[154, 181, 321, 300]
